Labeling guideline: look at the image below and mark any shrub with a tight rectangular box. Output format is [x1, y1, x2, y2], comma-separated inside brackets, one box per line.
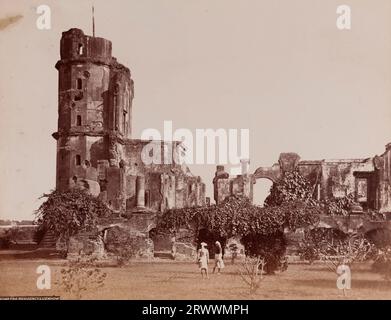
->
[238, 257, 266, 296]
[242, 231, 288, 274]
[55, 257, 107, 299]
[299, 229, 375, 271]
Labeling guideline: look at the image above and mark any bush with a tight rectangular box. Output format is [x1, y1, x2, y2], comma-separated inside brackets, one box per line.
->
[299, 228, 375, 271]
[55, 257, 107, 299]
[104, 227, 137, 266]
[298, 228, 348, 263]
[238, 257, 266, 295]
[242, 231, 288, 274]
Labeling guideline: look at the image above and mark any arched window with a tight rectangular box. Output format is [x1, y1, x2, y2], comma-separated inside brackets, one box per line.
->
[78, 43, 83, 55]
[77, 78, 82, 90]
[76, 115, 82, 126]
[75, 155, 81, 166]
[114, 83, 120, 95]
[123, 111, 127, 133]
[145, 190, 150, 207]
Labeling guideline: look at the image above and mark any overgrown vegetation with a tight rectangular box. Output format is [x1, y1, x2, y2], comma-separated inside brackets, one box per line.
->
[298, 228, 375, 266]
[264, 170, 317, 207]
[157, 170, 325, 274]
[55, 257, 107, 299]
[264, 169, 362, 216]
[35, 189, 112, 239]
[158, 195, 321, 274]
[104, 227, 138, 266]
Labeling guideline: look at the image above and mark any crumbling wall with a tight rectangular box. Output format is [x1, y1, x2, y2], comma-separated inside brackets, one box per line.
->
[216, 146, 391, 213]
[213, 165, 253, 205]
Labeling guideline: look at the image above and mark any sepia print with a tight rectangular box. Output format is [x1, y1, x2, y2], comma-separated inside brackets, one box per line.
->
[0, 0, 391, 310]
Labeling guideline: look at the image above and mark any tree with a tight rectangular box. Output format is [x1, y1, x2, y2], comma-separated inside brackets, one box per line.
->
[35, 189, 112, 239]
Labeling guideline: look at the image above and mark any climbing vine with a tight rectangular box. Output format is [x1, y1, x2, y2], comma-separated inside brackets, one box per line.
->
[157, 195, 321, 273]
[264, 170, 316, 207]
[35, 189, 112, 239]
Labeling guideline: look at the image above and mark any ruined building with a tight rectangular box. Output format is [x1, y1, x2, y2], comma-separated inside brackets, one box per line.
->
[214, 146, 391, 213]
[53, 29, 206, 216]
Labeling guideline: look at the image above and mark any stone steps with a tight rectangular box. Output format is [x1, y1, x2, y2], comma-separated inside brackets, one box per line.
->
[154, 251, 174, 259]
[39, 231, 58, 249]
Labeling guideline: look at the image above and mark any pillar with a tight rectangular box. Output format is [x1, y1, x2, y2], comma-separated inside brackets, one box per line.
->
[136, 175, 145, 208]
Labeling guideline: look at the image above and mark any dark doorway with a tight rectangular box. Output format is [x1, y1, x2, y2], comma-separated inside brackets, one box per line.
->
[197, 228, 226, 258]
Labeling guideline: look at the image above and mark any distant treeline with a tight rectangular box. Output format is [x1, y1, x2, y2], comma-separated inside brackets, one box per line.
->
[0, 220, 35, 226]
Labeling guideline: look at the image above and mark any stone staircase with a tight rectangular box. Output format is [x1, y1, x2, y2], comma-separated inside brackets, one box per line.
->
[39, 231, 58, 249]
[154, 251, 174, 260]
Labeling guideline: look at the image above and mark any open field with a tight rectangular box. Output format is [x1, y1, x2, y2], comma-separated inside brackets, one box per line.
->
[0, 259, 390, 300]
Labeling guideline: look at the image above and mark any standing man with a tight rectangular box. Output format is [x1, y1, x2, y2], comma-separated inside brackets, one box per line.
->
[213, 241, 225, 274]
[197, 242, 209, 279]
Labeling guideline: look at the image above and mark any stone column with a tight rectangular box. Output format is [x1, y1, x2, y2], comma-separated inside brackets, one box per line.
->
[240, 159, 250, 176]
[136, 176, 145, 208]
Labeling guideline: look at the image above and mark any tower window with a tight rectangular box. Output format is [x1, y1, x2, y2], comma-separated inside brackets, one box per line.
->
[114, 83, 120, 94]
[77, 78, 82, 90]
[78, 43, 83, 55]
[75, 155, 81, 166]
[76, 115, 82, 126]
[123, 111, 127, 133]
[145, 190, 150, 207]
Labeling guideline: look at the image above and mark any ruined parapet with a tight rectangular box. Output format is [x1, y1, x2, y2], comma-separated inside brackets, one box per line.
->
[213, 165, 253, 204]
[375, 143, 391, 213]
[58, 28, 112, 63]
[213, 165, 229, 204]
[278, 153, 300, 172]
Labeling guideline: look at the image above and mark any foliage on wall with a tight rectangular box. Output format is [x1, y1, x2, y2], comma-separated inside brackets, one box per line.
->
[35, 189, 112, 239]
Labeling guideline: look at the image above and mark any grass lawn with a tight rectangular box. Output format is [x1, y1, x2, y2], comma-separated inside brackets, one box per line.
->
[0, 259, 390, 300]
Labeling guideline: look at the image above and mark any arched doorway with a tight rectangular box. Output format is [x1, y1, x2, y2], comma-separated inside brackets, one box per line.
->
[252, 178, 273, 207]
[197, 228, 226, 258]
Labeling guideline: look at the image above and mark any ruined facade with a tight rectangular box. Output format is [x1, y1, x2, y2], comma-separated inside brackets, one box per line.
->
[53, 29, 206, 217]
[214, 144, 391, 213]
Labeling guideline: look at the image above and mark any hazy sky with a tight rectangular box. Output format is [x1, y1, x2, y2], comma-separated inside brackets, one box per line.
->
[0, 0, 390, 220]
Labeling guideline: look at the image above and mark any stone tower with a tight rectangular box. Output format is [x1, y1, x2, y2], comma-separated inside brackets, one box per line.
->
[53, 28, 134, 193]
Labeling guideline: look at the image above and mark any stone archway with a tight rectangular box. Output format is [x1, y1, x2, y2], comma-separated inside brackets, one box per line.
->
[252, 177, 273, 206]
[252, 164, 282, 182]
